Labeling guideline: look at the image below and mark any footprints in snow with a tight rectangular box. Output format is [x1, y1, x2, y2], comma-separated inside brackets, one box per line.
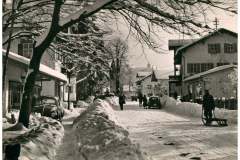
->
[152, 132, 203, 160]
[179, 152, 202, 160]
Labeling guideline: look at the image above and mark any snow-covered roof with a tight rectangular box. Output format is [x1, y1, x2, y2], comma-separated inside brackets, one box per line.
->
[152, 70, 174, 80]
[3, 50, 68, 82]
[168, 39, 196, 50]
[176, 28, 237, 58]
[183, 64, 237, 82]
[136, 71, 151, 78]
[135, 74, 152, 83]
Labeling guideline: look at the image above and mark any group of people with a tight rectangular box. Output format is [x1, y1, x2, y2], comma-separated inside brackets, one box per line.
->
[138, 93, 148, 108]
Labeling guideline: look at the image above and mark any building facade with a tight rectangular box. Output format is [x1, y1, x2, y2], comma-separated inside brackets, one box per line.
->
[169, 28, 237, 100]
[136, 70, 169, 97]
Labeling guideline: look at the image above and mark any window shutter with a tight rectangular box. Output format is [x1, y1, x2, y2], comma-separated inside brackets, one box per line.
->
[18, 43, 23, 56]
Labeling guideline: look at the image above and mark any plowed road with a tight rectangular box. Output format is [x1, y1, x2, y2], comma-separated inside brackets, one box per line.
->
[115, 102, 237, 160]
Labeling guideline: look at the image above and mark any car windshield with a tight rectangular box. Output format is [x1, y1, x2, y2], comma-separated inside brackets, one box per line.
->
[41, 98, 56, 105]
[150, 97, 158, 101]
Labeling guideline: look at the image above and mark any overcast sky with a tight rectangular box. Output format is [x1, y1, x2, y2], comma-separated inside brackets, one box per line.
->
[110, 8, 237, 72]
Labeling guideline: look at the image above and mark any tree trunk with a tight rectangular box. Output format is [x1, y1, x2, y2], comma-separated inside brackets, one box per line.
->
[18, 1, 62, 128]
[18, 47, 43, 128]
[116, 58, 120, 95]
[3, 0, 15, 91]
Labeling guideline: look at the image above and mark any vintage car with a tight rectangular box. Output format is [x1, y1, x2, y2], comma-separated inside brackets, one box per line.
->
[148, 96, 161, 109]
[32, 96, 64, 121]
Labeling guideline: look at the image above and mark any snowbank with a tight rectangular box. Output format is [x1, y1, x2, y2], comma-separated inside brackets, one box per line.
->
[63, 107, 86, 120]
[72, 99, 149, 160]
[105, 96, 119, 107]
[75, 100, 90, 108]
[3, 117, 64, 160]
[85, 96, 95, 103]
[161, 96, 237, 124]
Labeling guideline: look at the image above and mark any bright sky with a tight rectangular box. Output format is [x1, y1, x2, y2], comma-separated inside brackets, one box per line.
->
[110, 8, 237, 72]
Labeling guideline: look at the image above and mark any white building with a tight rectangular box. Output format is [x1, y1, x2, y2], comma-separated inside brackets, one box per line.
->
[173, 28, 237, 100]
[136, 70, 170, 97]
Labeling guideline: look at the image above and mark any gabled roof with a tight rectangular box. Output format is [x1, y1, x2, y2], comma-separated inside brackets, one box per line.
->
[168, 39, 196, 50]
[135, 73, 152, 84]
[152, 70, 173, 80]
[183, 64, 237, 82]
[175, 28, 237, 58]
[136, 71, 152, 78]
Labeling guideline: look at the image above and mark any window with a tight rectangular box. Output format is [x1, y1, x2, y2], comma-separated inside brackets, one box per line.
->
[187, 63, 201, 74]
[208, 43, 221, 54]
[8, 81, 23, 110]
[8, 81, 40, 111]
[18, 39, 33, 58]
[224, 43, 237, 53]
[188, 63, 214, 74]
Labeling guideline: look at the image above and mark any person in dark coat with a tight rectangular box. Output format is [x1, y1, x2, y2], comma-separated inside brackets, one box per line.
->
[138, 92, 143, 107]
[119, 92, 126, 110]
[143, 95, 148, 109]
[202, 90, 215, 125]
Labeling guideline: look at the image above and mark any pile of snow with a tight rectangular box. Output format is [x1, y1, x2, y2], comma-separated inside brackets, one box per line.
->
[85, 96, 95, 103]
[161, 96, 237, 124]
[3, 117, 64, 160]
[75, 100, 90, 108]
[63, 107, 86, 120]
[72, 99, 149, 160]
[3, 111, 42, 130]
[62, 101, 74, 109]
[105, 96, 119, 107]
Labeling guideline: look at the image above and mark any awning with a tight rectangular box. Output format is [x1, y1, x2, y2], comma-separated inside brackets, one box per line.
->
[3, 50, 68, 82]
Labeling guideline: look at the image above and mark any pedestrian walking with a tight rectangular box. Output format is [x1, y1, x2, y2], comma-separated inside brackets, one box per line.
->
[143, 95, 148, 109]
[202, 90, 215, 125]
[119, 92, 126, 110]
[138, 92, 143, 107]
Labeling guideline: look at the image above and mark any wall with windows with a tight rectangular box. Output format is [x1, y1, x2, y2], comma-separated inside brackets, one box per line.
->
[138, 76, 169, 97]
[2, 58, 42, 114]
[183, 68, 237, 99]
[3, 29, 56, 69]
[182, 32, 237, 79]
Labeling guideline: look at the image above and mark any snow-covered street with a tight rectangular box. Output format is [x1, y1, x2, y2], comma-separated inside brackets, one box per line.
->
[115, 101, 237, 160]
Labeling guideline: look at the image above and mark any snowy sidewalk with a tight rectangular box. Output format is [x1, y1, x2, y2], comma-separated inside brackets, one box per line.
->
[115, 103, 237, 160]
[55, 108, 85, 160]
[55, 116, 77, 160]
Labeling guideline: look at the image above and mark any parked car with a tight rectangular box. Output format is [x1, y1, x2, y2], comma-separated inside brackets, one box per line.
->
[148, 96, 161, 109]
[32, 96, 64, 121]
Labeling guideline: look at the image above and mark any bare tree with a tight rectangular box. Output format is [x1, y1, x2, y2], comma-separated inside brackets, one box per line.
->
[106, 37, 128, 94]
[3, 0, 237, 127]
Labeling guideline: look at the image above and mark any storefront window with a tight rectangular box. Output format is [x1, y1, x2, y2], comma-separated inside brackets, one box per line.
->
[8, 81, 23, 110]
[8, 81, 41, 111]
